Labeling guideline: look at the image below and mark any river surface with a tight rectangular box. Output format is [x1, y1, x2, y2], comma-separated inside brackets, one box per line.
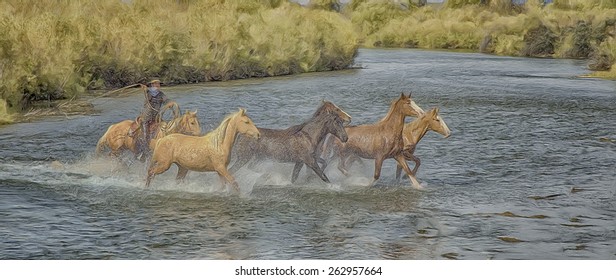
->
[1, 49, 615, 260]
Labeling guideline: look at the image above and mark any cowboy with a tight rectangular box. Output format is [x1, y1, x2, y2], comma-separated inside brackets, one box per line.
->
[135, 79, 169, 160]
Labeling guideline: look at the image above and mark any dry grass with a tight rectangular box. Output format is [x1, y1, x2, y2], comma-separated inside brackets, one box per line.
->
[347, 0, 616, 78]
[2, 0, 615, 125]
[0, 99, 12, 125]
[0, 0, 358, 120]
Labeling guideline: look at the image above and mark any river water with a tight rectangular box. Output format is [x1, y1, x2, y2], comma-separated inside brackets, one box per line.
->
[1, 49, 615, 259]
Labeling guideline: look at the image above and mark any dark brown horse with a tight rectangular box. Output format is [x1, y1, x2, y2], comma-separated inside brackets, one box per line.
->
[229, 101, 351, 183]
[330, 93, 425, 188]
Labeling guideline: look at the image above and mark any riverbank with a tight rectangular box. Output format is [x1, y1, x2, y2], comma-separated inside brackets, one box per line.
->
[346, 0, 615, 78]
[2, 0, 615, 124]
[0, 0, 358, 122]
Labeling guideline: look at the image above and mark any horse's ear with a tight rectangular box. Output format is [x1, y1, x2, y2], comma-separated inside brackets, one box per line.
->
[429, 107, 438, 116]
[407, 92, 412, 98]
[193, 109, 198, 115]
[399, 92, 405, 99]
[239, 108, 246, 116]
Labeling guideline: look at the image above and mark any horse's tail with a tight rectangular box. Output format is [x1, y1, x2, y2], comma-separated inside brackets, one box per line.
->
[95, 127, 111, 156]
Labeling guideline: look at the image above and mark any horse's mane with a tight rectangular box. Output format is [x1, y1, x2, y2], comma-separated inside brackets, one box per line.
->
[311, 101, 331, 118]
[178, 111, 197, 130]
[379, 97, 402, 122]
[208, 111, 237, 148]
[284, 102, 331, 135]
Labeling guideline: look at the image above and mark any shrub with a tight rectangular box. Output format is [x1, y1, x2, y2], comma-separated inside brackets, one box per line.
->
[589, 37, 616, 71]
[0, 0, 358, 114]
[348, 0, 411, 37]
[566, 21, 593, 58]
[522, 22, 557, 57]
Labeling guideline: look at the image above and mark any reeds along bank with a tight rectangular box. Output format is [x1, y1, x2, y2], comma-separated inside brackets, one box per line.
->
[0, 0, 358, 113]
[347, 0, 616, 77]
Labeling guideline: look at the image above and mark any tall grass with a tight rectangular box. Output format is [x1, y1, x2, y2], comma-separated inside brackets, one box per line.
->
[0, 99, 12, 125]
[0, 0, 358, 120]
[346, 0, 616, 78]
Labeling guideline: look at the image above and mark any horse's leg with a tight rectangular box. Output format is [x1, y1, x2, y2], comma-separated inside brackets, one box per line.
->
[176, 166, 189, 183]
[291, 162, 303, 184]
[217, 167, 240, 193]
[372, 156, 385, 185]
[395, 165, 403, 181]
[317, 158, 327, 171]
[337, 150, 350, 176]
[316, 136, 332, 171]
[145, 159, 172, 188]
[410, 155, 421, 175]
[145, 161, 157, 188]
[305, 158, 330, 183]
[393, 154, 421, 189]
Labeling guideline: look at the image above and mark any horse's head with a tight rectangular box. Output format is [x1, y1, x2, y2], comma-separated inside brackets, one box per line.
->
[179, 109, 202, 136]
[323, 112, 348, 143]
[234, 108, 260, 139]
[396, 92, 425, 117]
[426, 107, 451, 138]
[317, 100, 352, 124]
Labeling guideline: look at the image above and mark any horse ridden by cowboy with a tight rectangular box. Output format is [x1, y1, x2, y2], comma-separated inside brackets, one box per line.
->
[130, 79, 169, 161]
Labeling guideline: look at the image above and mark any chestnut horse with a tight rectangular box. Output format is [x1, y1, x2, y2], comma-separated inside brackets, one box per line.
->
[145, 108, 260, 192]
[331, 93, 425, 188]
[229, 101, 351, 184]
[95, 102, 201, 157]
[395, 107, 451, 179]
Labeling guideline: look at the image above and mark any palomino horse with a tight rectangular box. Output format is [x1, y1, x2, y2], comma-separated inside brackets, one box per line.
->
[331, 93, 425, 188]
[147, 109, 201, 150]
[229, 101, 351, 183]
[95, 102, 201, 157]
[145, 108, 260, 192]
[395, 107, 451, 179]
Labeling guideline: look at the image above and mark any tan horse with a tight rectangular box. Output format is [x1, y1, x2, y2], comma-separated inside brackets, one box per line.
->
[331, 93, 425, 188]
[95, 120, 138, 157]
[147, 109, 201, 150]
[145, 108, 260, 192]
[396, 107, 451, 179]
[95, 102, 200, 157]
[347, 107, 451, 180]
[395, 107, 450, 179]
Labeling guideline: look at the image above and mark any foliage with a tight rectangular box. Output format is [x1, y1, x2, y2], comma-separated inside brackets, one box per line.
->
[0, 99, 12, 124]
[446, 0, 482, 9]
[345, 0, 616, 78]
[522, 23, 557, 57]
[0, 0, 358, 114]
